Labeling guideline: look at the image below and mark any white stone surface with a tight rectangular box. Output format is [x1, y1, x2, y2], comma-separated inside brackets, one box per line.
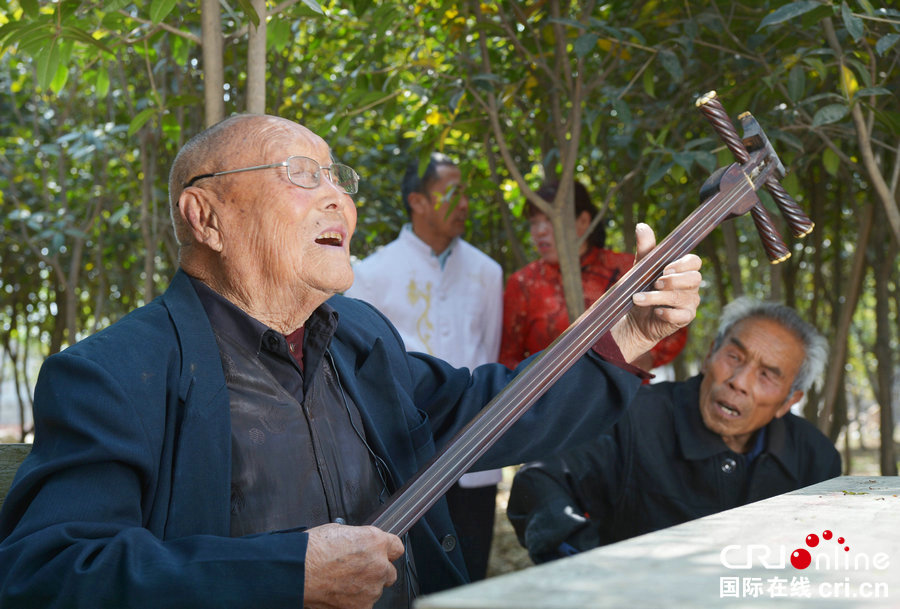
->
[416, 476, 900, 609]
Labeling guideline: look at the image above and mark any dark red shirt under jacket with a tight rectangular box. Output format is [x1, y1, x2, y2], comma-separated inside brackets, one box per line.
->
[499, 245, 689, 370]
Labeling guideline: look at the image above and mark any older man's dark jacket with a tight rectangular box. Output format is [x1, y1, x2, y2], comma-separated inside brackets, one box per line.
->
[508, 375, 841, 563]
[0, 270, 642, 609]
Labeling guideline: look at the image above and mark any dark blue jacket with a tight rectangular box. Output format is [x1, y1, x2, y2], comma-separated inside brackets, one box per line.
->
[508, 375, 841, 563]
[0, 270, 641, 608]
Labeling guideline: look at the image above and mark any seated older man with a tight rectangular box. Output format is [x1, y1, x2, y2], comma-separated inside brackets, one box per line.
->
[0, 114, 702, 609]
[508, 298, 840, 564]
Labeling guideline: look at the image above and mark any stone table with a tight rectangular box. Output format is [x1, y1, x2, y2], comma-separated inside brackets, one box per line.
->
[416, 476, 899, 609]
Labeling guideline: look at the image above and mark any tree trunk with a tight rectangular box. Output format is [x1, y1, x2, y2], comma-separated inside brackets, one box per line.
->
[721, 220, 743, 296]
[246, 0, 267, 114]
[484, 138, 527, 270]
[873, 213, 898, 475]
[140, 131, 157, 303]
[699, 236, 728, 311]
[202, 0, 225, 125]
[551, 183, 586, 322]
[768, 254, 783, 301]
[821, 18, 900, 247]
[819, 201, 873, 435]
[808, 166, 825, 329]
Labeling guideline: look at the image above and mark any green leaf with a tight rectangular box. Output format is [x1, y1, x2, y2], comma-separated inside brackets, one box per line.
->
[547, 17, 586, 31]
[872, 109, 900, 136]
[58, 0, 81, 21]
[876, 33, 899, 56]
[694, 151, 718, 174]
[672, 152, 694, 171]
[50, 57, 69, 93]
[19, 0, 39, 18]
[167, 94, 204, 107]
[301, 0, 326, 15]
[128, 107, 157, 136]
[1, 20, 49, 48]
[574, 33, 597, 58]
[802, 56, 826, 77]
[60, 26, 115, 55]
[268, 18, 292, 52]
[642, 69, 655, 98]
[18, 27, 56, 55]
[611, 99, 631, 124]
[787, 64, 805, 101]
[351, 0, 373, 16]
[771, 129, 804, 152]
[657, 49, 683, 83]
[235, 0, 260, 27]
[108, 205, 131, 225]
[95, 67, 110, 98]
[822, 146, 840, 176]
[35, 39, 60, 90]
[758, 1, 820, 30]
[149, 0, 178, 24]
[841, 2, 864, 42]
[172, 35, 189, 65]
[855, 86, 892, 97]
[644, 160, 673, 191]
[161, 113, 181, 139]
[0, 21, 29, 47]
[811, 104, 849, 127]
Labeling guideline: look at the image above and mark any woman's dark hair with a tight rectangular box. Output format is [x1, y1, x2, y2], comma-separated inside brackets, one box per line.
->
[529, 180, 606, 249]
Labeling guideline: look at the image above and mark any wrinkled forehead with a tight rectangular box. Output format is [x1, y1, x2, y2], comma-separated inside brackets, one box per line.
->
[255, 118, 333, 165]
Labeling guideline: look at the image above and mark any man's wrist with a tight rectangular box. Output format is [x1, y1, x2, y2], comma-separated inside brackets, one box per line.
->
[592, 332, 653, 380]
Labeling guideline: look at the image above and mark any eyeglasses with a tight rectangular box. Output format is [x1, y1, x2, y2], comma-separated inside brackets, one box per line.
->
[183, 155, 360, 194]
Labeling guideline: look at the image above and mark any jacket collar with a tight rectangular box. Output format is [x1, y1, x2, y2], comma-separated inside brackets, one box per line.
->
[674, 375, 798, 480]
[162, 269, 226, 405]
[401, 223, 459, 268]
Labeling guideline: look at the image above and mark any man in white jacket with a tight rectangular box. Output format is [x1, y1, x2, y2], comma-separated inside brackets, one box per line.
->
[346, 152, 503, 580]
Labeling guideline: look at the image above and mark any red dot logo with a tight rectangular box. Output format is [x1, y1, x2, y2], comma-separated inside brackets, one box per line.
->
[838, 537, 845, 544]
[791, 548, 812, 569]
[806, 534, 819, 547]
[823, 530, 833, 540]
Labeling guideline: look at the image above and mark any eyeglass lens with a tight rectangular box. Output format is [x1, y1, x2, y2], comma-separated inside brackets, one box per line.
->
[287, 156, 358, 194]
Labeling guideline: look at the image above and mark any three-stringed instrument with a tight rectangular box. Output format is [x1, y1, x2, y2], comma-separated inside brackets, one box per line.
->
[366, 90, 813, 537]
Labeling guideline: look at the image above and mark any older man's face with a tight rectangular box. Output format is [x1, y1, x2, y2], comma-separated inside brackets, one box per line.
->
[224, 120, 358, 298]
[699, 317, 805, 453]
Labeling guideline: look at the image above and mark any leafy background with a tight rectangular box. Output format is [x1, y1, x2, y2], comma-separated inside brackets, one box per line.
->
[0, 0, 898, 475]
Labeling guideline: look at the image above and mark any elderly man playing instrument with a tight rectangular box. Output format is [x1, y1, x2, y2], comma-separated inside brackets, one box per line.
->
[0, 114, 701, 609]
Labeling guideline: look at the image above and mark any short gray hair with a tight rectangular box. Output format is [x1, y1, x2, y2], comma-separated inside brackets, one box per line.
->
[711, 297, 828, 394]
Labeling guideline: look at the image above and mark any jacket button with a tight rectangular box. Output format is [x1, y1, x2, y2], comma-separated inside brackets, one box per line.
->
[721, 457, 737, 473]
[264, 332, 280, 350]
[441, 534, 457, 552]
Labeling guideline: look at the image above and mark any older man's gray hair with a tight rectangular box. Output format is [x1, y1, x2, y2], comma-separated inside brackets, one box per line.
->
[711, 297, 828, 394]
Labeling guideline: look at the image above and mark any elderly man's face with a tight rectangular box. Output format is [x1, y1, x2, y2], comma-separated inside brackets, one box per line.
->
[699, 317, 805, 453]
[225, 121, 357, 297]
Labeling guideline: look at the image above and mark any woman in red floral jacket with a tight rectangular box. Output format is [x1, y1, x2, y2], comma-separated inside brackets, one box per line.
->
[499, 181, 689, 371]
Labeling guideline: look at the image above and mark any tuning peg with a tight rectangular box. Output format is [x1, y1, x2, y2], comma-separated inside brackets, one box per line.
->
[750, 204, 791, 264]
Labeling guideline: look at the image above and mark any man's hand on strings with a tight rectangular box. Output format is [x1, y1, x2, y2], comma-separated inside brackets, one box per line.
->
[611, 223, 702, 363]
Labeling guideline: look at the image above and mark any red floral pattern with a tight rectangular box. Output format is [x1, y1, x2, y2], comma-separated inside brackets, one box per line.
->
[499, 246, 689, 369]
